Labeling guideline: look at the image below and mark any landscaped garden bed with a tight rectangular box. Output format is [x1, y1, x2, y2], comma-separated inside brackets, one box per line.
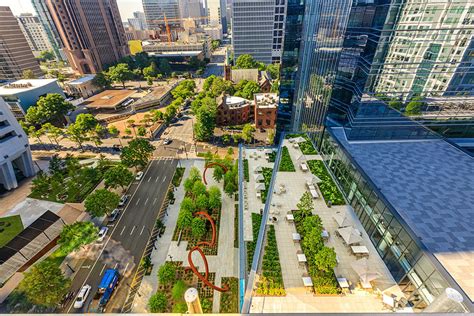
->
[220, 277, 239, 313]
[247, 213, 262, 271]
[286, 133, 317, 155]
[172, 167, 186, 187]
[292, 193, 341, 295]
[261, 167, 273, 203]
[234, 204, 239, 248]
[255, 225, 285, 296]
[0, 215, 23, 247]
[278, 146, 295, 172]
[307, 160, 345, 205]
[243, 159, 249, 182]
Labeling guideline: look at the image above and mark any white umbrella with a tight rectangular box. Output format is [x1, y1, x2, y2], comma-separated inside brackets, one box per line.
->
[306, 174, 321, 185]
[254, 165, 263, 173]
[255, 183, 265, 191]
[291, 136, 306, 143]
[337, 226, 363, 245]
[254, 174, 264, 182]
[333, 212, 351, 227]
[351, 258, 381, 284]
[264, 148, 274, 154]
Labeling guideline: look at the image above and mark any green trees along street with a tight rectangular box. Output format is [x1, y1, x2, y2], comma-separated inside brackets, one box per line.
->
[84, 188, 120, 217]
[57, 222, 99, 254]
[104, 164, 134, 190]
[25, 93, 74, 126]
[107, 63, 133, 88]
[120, 138, 156, 170]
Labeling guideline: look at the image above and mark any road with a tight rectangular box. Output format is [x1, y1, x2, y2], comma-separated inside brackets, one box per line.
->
[203, 46, 226, 77]
[64, 158, 177, 313]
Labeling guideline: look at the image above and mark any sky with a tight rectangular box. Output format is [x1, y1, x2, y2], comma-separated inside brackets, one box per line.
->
[3, 0, 144, 20]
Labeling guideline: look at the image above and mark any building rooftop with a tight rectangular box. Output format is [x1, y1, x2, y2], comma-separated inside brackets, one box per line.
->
[330, 127, 474, 303]
[255, 93, 278, 108]
[0, 79, 58, 95]
[67, 75, 96, 85]
[82, 89, 136, 109]
[231, 68, 259, 83]
[224, 95, 250, 109]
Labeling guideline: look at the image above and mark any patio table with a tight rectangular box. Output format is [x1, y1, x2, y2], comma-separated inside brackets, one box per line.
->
[337, 277, 350, 288]
[286, 214, 294, 222]
[292, 233, 301, 242]
[300, 163, 308, 172]
[297, 253, 307, 263]
[309, 188, 319, 199]
[351, 245, 369, 257]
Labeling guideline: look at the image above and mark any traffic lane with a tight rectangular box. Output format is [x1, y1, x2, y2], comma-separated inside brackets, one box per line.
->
[65, 160, 159, 313]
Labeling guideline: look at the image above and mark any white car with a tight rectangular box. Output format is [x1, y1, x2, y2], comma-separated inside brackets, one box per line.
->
[135, 171, 144, 181]
[118, 195, 129, 207]
[74, 284, 92, 309]
[97, 227, 108, 242]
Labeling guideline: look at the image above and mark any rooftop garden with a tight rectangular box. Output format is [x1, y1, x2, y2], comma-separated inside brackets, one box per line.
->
[172, 167, 185, 187]
[243, 159, 249, 182]
[307, 160, 345, 206]
[256, 225, 285, 296]
[285, 133, 317, 155]
[261, 167, 273, 203]
[278, 146, 295, 172]
[247, 213, 262, 272]
[219, 277, 239, 313]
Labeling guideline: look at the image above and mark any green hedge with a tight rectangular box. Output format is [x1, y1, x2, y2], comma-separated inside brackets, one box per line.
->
[257, 225, 285, 296]
[172, 167, 185, 187]
[285, 133, 317, 155]
[307, 160, 344, 205]
[278, 146, 295, 172]
[220, 277, 239, 313]
[261, 167, 273, 203]
[243, 159, 249, 182]
[247, 213, 262, 271]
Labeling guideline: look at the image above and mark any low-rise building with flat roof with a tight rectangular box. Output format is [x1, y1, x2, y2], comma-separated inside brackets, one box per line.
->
[82, 89, 137, 111]
[64, 75, 101, 99]
[254, 93, 277, 129]
[0, 79, 64, 119]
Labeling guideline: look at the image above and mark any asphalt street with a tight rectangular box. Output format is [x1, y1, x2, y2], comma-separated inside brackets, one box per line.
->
[64, 158, 177, 313]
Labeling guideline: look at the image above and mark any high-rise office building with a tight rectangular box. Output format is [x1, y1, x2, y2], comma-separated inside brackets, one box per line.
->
[31, 0, 66, 61]
[231, 0, 286, 64]
[44, 0, 129, 74]
[276, 0, 474, 312]
[128, 11, 148, 30]
[0, 7, 43, 81]
[17, 13, 54, 58]
[143, 0, 181, 30]
[179, 0, 203, 21]
[205, 0, 227, 32]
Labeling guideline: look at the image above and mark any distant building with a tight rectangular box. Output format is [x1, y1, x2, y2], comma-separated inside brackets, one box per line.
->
[17, 13, 54, 58]
[0, 79, 64, 119]
[202, 24, 223, 41]
[142, 32, 211, 59]
[45, 0, 129, 74]
[232, 0, 286, 63]
[82, 89, 137, 111]
[0, 7, 43, 81]
[143, 0, 181, 30]
[31, 0, 66, 61]
[225, 68, 272, 92]
[124, 26, 156, 41]
[64, 75, 101, 99]
[205, 0, 227, 32]
[128, 11, 148, 30]
[179, 0, 203, 21]
[216, 92, 277, 129]
[0, 97, 35, 191]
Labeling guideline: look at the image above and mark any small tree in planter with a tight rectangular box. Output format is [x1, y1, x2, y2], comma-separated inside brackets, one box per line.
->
[141, 256, 153, 275]
[296, 192, 314, 221]
[313, 246, 337, 273]
[191, 217, 206, 239]
[148, 291, 167, 312]
[158, 262, 176, 286]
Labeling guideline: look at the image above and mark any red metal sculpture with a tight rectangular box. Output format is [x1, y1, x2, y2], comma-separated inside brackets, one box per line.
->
[202, 162, 228, 185]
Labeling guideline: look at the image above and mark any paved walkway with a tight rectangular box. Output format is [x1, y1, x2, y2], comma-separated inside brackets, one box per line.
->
[132, 159, 238, 313]
[250, 139, 403, 313]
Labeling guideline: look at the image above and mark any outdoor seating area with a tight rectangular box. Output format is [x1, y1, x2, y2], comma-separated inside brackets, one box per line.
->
[249, 138, 405, 313]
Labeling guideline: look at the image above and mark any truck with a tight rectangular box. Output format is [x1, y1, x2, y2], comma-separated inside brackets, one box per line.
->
[89, 269, 119, 313]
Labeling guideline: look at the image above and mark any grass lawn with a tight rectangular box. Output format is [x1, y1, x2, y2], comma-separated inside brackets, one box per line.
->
[0, 215, 24, 247]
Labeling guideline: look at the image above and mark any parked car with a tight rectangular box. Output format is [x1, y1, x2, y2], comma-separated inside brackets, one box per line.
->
[109, 209, 120, 222]
[97, 227, 109, 242]
[163, 138, 172, 145]
[135, 171, 144, 181]
[74, 284, 92, 309]
[118, 195, 129, 207]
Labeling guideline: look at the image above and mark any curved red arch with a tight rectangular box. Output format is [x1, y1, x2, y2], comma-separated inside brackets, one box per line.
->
[203, 162, 228, 185]
[186, 210, 229, 292]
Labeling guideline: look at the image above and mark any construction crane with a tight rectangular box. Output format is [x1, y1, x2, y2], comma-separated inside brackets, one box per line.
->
[151, 15, 211, 45]
[164, 13, 172, 44]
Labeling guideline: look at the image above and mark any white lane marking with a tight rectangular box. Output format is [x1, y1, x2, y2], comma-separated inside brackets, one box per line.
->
[140, 225, 145, 236]
[153, 198, 157, 205]
[100, 264, 106, 275]
[144, 198, 149, 205]
[148, 176, 152, 182]
[120, 225, 126, 236]
[155, 176, 160, 182]
[135, 198, 140, 206]
[124, 262, 130, 273]
[162, 175, 167, 182]
[65, 159, 156, 313]
[130, 225, 136, 235]
[113, 263, 118, 269]
[81, 265, 91, 269]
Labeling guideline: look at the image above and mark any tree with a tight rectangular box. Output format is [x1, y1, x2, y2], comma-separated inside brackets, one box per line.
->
[58, 222, 98, 253]
[41, 122, 63, 145]
[137, 126, 147, 137]
[192, 181, 207, 197]
[18, 260, 71, 307]
[124, 128, 132, 136]
[164, 105, 177, 123]
[302, 226, 324, 257]
[296, 192, 314, 220]
[388, 100, 403, 111]
[211, 40, 220, 50]
[267, 129, 275, 144]
[213, 165, 224, 182]
[177, 209, 193, 230]
[191, 217, 206, 238]
[38, 50, 55, 61]
[405, 97, 424, 116]
[194, 98, 217, 141]
[148, 292, 167, 313]
[75, 113, 99, 132]
[171, 80, 196, 99]
[313, 246, 337, 273]
[48, 70, 66, 82]
[84, 189, 120, 217]
[107, 63, 133, 88]
[196, 194, 209, 210]
[203, 75, 216, 91]
[151, 110, 164, 122]
[208, 186, 221, 210]
[241, 123, 255, 143]
[266, 63, 280, 79]
[92, 72, 111, 88]
[67, 123, 88, 151]
[235, 54, 259, 69]
[25, 93, 73, 126]
[104, 164, 134, 189]
[143, 61, 158, 78]
[108, 125, 119, 137]
[180, 196, 195, 213]
[302, 215, 322, 236]
[222, 133, 231, 145]
[159, 58, 172, 75]
[22, 69, 37, 79]
[158, 262, 176, 285]
[120, 138, 155, 170]
[235, 80, 260, 99]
